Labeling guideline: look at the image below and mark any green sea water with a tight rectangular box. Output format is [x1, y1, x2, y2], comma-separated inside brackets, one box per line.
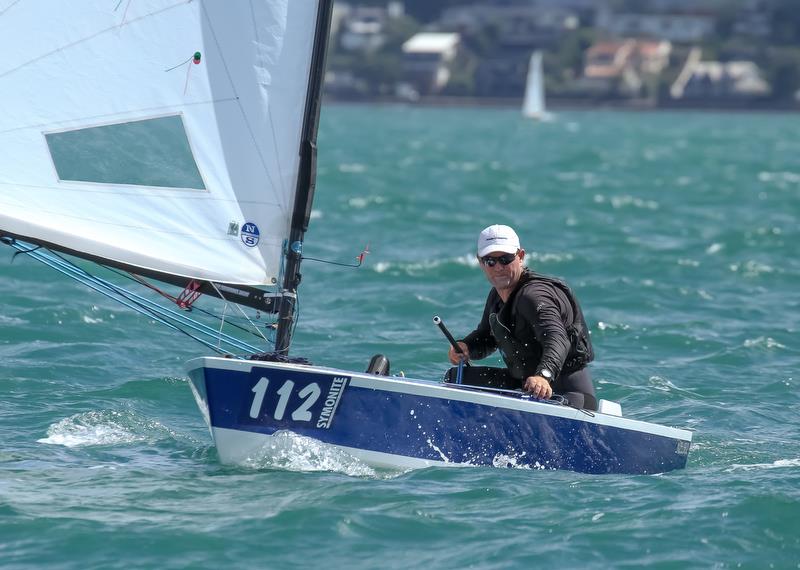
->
[1, 105, 799, 568]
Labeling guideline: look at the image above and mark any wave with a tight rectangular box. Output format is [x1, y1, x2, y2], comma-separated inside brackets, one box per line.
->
[372, 252, 574, 276]
[726, 458, 800, 472]
[743, 336, 787, 350]
[37, 409, 179, 448]
[593, 193, 660, 210]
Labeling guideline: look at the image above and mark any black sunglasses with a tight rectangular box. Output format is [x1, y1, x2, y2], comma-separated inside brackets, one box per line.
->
[480, 252, 517, 267]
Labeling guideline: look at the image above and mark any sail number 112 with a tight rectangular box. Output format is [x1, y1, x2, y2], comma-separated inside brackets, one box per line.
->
[249, 377, 321, 421]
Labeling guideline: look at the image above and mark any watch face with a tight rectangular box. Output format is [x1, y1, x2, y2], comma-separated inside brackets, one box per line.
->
[541, 369, 552, 379]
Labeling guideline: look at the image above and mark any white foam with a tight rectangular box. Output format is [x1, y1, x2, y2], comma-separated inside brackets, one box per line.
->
[338, 163, 366, 173]
[648, 376, 679, 392]
[492, 453, 546, 470]
[743, 336, 786, 350]
[372, 254, 478, 274]
[38, 410, 171, 448]
[729, 260, 776, 277]
[758, 171, 800, 184]
[242, 431, 379, 478]
[597, 321, 630, 331]
[727, 458, 800, 472]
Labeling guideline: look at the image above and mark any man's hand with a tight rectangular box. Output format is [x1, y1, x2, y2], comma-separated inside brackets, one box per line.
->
[523, 375, 552, 400]
[448, 342, 470, 365]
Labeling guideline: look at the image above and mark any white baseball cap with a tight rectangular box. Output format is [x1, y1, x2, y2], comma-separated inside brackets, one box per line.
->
[477, 224, 520, 257]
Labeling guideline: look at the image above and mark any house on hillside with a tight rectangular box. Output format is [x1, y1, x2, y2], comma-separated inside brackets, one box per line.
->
[671, 59, 770, 101]
[402, 33, 461, 95]
[573, 39, 671, 98]
[337, 2, 405, 53]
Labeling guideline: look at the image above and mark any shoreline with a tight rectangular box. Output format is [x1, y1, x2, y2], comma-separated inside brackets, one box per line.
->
[324, 94, 800, 114]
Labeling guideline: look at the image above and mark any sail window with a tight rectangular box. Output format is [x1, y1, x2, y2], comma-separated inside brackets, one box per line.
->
[45, 115, 206, 190]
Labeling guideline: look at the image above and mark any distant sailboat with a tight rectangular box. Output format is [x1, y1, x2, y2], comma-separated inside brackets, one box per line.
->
[522, 51, 551, 121]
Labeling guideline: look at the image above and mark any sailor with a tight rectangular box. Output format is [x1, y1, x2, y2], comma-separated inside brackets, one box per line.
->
[448, 224, 597, 410]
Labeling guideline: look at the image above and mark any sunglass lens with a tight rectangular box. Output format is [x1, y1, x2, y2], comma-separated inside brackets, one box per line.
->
[482, 253, 516, 266]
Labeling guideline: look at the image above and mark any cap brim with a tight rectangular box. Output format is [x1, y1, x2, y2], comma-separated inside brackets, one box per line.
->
[478, 244, 518, 257]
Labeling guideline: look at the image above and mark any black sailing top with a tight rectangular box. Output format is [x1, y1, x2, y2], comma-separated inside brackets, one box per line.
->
[460, 269, 594, 381]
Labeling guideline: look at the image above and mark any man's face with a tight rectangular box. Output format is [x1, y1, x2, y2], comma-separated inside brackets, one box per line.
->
[479, 249, 524, 291]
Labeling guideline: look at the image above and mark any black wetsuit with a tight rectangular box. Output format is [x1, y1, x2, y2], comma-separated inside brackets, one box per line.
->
[456, 269, 597, 410]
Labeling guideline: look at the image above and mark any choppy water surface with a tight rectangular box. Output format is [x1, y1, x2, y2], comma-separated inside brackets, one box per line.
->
[2, 106, 799, 568]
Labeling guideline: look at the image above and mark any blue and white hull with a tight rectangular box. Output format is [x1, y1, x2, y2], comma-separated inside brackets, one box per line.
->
[186, 357, 691, 474]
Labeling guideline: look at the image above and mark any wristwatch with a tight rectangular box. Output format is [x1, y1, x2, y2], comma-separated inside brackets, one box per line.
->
[538, 369, 553, 382]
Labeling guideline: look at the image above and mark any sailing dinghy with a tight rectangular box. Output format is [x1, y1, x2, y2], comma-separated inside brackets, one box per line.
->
[0, 1, 691, 474]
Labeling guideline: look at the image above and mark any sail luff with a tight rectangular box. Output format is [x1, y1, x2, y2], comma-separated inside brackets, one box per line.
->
[275, 0, 335, 355]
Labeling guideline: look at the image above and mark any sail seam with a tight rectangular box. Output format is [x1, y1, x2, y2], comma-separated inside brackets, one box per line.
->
[0, 98, 240, 136]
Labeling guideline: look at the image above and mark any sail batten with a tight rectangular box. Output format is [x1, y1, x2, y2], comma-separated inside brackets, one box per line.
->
[0, 1, 324, 289]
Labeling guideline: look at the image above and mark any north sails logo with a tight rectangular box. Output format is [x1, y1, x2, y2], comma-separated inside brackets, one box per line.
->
[316, 376, 349, 429]
[241, 222, 260, 247]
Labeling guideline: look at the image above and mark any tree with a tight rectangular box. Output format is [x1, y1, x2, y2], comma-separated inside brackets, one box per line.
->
[766, 49, 800, 101]
[771, 0, 800, 45]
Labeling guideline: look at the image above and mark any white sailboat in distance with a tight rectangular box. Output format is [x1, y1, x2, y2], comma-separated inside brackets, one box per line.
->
[522, 50, 552, 121]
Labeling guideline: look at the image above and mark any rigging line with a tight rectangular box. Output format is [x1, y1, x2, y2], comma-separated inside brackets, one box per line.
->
[7, 242, 42, 262]
[20, 247, 237, 356]
[198, 1, 284, 208]
[110, 267, 270, 340]
[0, 1, 190, 82]
[0, 0, 22, 17]
[217, 302, 229, 350]
[164, 55, 194, 73]
[5, 240, 255, 353]
[29, 246, 261, 353]
[118, 0, 133, 26]
[209, 281, 271, 348]
[290, 290, 300, 347]
[128, 272, 180, 304]
[44, 255, 257, 354]
[301, 256, 366, 268]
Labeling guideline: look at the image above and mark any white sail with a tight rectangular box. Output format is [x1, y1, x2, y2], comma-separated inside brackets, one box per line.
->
[0, 1, 323, 286]
[522, 51, 548, 120]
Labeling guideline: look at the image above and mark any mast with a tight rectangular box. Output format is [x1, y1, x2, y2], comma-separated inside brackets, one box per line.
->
[275, 0, 335, 354]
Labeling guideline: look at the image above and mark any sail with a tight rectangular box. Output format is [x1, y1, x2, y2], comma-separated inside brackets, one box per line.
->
[0, 1, 324, 286]
[522, 51, 546, 119]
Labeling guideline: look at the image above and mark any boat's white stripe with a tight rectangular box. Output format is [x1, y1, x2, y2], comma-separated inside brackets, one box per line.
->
[212, 426, 452, 470]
